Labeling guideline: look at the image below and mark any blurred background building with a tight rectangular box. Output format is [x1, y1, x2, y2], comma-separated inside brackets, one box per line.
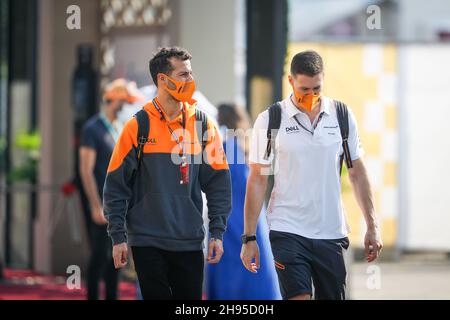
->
[0, 0, 253, 275]
[0, 0, 450, 299]
[286, 0, 450, 257]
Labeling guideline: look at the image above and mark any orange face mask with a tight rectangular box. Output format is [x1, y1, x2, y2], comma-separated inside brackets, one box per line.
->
[160, 73, 196, 102]
[292, 88, 321, 112]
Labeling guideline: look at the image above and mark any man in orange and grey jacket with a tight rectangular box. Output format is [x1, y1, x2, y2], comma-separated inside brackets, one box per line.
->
[103, 47, 232, 300]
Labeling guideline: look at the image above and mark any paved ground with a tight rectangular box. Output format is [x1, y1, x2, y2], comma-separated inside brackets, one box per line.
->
[349, 253, 450, 300]
[2, 253, 450, 300]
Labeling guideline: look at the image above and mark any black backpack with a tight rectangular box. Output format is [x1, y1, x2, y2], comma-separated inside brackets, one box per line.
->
[133, 108, 209, 171]
[263, 100, 353, 175]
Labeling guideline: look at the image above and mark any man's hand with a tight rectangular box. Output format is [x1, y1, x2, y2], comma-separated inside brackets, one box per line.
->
[240, 241, 260, 273]
[207, 238, 224, 264]
[365, 227, 383, 263]
[112, 242, 128, 269]
[91, 205, 108, 225]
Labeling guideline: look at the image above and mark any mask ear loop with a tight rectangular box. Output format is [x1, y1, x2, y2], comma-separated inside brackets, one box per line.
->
[159, 75, 174, 96]
[163, 73, 184, 93]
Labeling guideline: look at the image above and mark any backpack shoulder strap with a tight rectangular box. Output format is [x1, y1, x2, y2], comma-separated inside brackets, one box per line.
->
[195, 109, 209, 165]
[335, 100, 353, 175]
[134, 109, 150, 171]
[194, 109, 208, 151]
[264, 102, 282, 160]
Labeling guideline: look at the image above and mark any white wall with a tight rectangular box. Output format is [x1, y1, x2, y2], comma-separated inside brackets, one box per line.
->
[178, 0, 241, 106]
[398, 44, 450, 250]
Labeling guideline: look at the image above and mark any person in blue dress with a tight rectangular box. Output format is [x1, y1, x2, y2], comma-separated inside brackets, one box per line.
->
[206, 103, 280, 300]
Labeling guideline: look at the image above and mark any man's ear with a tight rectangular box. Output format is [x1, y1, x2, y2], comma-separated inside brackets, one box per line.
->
[288, 74, 294, 87]
[157, 74, 165, 85]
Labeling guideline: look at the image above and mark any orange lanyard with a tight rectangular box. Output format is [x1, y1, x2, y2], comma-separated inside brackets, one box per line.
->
[153, 98, 186, 157]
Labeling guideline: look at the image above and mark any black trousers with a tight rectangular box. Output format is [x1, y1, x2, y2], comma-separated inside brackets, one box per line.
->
[87, 223, 120, 300]
[131, 246, 204, 300]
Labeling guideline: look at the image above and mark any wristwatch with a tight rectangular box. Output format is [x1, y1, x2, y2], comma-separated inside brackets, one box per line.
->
[241, 234, 257, 244]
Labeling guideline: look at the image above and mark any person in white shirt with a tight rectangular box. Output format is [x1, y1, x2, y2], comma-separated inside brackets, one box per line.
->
[240, 50, 383, 300]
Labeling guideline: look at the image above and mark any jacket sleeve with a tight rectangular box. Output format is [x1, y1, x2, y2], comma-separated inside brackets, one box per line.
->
[199, 120, 232, 241]
[103, 117, 138, 245]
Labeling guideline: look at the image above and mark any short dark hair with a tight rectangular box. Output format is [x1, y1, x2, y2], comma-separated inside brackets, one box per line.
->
[290, 50, 323, 77]
[218, 103, 241, 130]
[149, 47, 192, 86]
